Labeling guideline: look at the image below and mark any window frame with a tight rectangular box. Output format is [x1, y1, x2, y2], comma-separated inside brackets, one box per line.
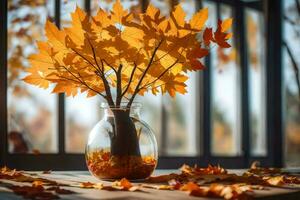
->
[0, 0, 283, 170]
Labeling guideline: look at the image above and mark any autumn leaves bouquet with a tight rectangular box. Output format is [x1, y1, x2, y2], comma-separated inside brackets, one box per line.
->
[23, 0, 232, 180]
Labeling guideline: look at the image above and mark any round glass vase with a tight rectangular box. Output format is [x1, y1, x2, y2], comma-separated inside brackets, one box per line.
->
[85, 102, 158, 180]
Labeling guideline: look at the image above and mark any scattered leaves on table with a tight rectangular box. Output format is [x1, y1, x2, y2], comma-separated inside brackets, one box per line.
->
[0, 166, 74, 199]
[1, 164, 300, 200]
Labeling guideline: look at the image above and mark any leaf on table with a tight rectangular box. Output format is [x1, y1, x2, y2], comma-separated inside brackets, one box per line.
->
[264, 176, 300, 186]
[119, 178, 132, 189]
[9, 185, 59, 200]
[80, 182, 95, 188]
[180, 182, 210, 198]
[32, 180, 44, 187]
[46, 186, 75, 194]
[112, 178, 141, 191]
[180, 182, 253, 200]
[79, 179, 141, 192]
[180, 164, 228, 175]
[93, 183, 104, 189]
[180, 182, 201, 192]
[146, 173, 180, 183]
[266, 176, 285, 186]
[248, 161, 281, 175]
[168, 179, 182, 190]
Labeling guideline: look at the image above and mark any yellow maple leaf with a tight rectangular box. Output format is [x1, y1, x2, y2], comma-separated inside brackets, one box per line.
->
[221, 18, 233, 32]
[190, 8, 208, 30]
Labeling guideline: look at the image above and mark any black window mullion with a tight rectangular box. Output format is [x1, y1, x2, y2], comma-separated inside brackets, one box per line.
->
[161, 99, 168, 156]
[0, 0, 8, 166]
[55, 0, 65, 154]
[141, 0, 148, 13]
[85, 0, 91, 15]
[201, 0, 211, 161]
[234, 1, 250, 167]
[265, 0, 283, 167]
[201, 55, 212, 162]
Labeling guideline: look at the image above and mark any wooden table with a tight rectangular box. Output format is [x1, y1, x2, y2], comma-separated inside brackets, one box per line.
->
[1, 170, 300, 200]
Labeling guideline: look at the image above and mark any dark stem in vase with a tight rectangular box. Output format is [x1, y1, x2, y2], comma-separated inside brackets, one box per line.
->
[109, 109, 141, 157]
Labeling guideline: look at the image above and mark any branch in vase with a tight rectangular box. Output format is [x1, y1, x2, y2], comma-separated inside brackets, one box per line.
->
[121, 62, 138, 98]
[116, 64, 123, 106]
[138, 59, 180, 92]
[127, 39, 164, 108]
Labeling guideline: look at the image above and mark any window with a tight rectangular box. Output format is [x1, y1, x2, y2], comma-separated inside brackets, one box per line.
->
[7, 0, 57, 154]
[210, 3, 241, 156]
[283, 0, 300, 167]
[1, 0, 295, 169]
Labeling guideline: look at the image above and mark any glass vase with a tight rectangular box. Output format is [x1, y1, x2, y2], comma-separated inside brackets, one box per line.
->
[85, 102, 158, 180]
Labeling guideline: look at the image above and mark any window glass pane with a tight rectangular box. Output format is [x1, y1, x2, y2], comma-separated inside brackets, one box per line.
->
[61, 0, 98, 153]
[283, 0, 300, 167]
[165, 0, 199, 156]
[164, 73, 199, 156]
[246, 9, 266, 156]
[147, 0, 200, 156]
[148, 0, 172, 16]
[66, 95, 102, 153]
[211, 4, 241, 156]
[61, 0, 84, 27]
[91, 0, 141, 15]
[7, 0, 57, 153]
[137, 94, 162, 154]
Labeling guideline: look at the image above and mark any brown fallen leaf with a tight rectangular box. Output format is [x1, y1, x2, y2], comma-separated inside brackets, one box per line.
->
[119, 178, 132, 189]
[32, 180, 44, 187]
[146, 173, 180, 183]
[80, 182, 95, 188]
[9, 185, 59, 200]
[264, 176, 300, 186]
[180, 164, 228, 175]
[168, 179, 182, 190]
[112, 178, 141, 191]
[46, 186, 75, 194]
[248, 161, 281, 176]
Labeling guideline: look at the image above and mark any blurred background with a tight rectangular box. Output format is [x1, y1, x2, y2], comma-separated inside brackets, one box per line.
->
[4, 0, 300, 168]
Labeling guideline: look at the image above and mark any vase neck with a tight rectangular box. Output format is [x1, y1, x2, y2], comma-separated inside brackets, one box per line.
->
[101, 102, 141, 119]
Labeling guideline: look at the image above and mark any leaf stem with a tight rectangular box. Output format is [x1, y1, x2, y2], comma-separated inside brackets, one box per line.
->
[127, 39, 164, 108]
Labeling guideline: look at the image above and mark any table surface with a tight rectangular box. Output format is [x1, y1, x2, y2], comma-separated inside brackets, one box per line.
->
[1, 170, 300, 200]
